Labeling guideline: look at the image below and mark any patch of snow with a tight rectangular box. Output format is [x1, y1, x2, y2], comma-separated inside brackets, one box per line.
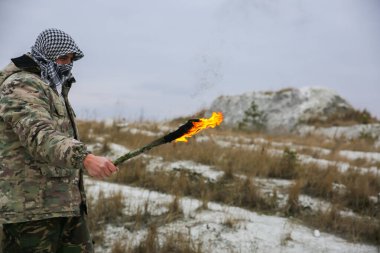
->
[339, 150, 380, 163]
[85, 179, 377, 253]
[106, 143, 130, 160]
[146, 156, 224, 183]
[297, 124, 380, 141]
[121, 127, 163, 137]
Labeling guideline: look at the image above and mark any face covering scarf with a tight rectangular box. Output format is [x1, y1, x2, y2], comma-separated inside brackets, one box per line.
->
[30, 28, 84, 88]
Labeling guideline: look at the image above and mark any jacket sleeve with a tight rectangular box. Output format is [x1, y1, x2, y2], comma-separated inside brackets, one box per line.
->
[0, 73, 89, 170]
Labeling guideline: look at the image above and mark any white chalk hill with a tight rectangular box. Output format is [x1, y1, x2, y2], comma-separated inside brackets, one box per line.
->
[207, 87, 353, 132]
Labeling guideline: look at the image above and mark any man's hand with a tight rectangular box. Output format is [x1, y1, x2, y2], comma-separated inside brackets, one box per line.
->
[83, 154, 118, 179]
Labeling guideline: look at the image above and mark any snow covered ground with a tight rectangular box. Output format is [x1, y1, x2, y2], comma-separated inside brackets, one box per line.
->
[85, 125, 380, 253]
[83, 121, 380, 252]
[85, 179, 377, 253]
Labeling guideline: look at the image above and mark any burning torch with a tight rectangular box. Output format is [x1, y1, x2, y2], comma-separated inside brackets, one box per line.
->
[113, 112, 223, 166]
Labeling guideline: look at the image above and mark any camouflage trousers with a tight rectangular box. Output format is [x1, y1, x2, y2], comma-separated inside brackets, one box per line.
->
[1, 214, 94, 253]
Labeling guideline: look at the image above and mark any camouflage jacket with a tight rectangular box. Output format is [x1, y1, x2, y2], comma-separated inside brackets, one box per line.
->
[0, 54, 89, 224]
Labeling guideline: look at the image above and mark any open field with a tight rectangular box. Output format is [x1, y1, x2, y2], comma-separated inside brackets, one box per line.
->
[77, 119, 380, 252]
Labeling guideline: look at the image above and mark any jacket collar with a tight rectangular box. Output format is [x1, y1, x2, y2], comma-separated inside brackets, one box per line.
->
[11, 54, 41, 75]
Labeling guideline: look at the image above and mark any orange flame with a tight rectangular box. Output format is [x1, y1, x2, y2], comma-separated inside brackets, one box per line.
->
[175, 112, 224, 142]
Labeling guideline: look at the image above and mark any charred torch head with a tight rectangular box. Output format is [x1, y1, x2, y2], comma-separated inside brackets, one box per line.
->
[163, 119, 200, 143]
[163, 112, 223, 143]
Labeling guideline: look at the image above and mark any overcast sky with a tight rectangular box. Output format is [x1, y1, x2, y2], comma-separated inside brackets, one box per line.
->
[1, 0, 379, 121]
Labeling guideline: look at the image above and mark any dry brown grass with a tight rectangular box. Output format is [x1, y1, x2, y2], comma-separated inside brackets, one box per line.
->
[87, 190, 125, 243]
[223, 217, 242, 230]
[128, 225, 202, 253]
[111, 241, 128, 253]
[165, 196, 184, 223]
[301, 165, 338, 199]
[300, 164, 380, 216]
[298, 147, 380, 169]
[149, 139, 280, 179]
[305, 108, 378, 127]
[342, 171, 379, 216]
[77, 120, 108, 143]
[284, 180, 303, 216]
[305, 207, 380, 244]
[78, 120, 380, 245]
[131, 202, 152, 231]
[109, 152, 380, 244]
[110, 156, 276, 212]
[256, 128, 380, 153]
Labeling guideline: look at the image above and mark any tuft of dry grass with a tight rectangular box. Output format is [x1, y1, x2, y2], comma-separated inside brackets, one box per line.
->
[280, 231, 293, 246]
[302, 165, 338, 199]
[111, 240, 128, 253]
[300, 165, 380, 217]
[284, 180, 303, 216]
[87, 190, 125, 243]
[128, 225, 202, 253]
[159, 233, 202, 253]
[223, 217, 241, 230]
[165, 196, 184, 223]
[342, 171, 379, 215]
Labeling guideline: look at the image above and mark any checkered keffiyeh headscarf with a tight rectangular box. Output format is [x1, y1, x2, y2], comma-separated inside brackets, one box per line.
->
[31, 28, 84, 88]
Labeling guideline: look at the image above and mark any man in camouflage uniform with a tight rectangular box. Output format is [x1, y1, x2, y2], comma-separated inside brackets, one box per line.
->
[0, 28, 118, 252]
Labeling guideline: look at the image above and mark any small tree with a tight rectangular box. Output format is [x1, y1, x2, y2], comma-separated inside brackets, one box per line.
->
[238, 100, 267, 132]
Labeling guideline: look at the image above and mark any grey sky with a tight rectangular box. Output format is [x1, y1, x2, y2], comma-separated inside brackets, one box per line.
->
[1, 0, 379, 120]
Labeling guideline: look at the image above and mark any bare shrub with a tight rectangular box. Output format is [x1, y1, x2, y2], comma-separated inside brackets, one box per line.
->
[284, 180, 303, 216]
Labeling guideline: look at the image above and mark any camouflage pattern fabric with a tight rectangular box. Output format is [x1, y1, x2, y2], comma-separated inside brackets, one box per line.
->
[0, 56, 89, 224]
[2, 214, 94, 253]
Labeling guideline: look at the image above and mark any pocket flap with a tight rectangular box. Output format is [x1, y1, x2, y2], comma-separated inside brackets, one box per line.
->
[40, 166, 75, 178]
